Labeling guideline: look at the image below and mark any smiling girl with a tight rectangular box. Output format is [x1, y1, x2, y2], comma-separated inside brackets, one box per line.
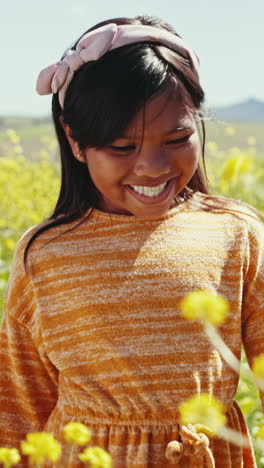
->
[0, 14, 264, 468]
[62, 88, 199, 219]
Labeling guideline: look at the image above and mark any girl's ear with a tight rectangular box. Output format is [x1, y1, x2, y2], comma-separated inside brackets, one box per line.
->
[59, 116, 86, 163]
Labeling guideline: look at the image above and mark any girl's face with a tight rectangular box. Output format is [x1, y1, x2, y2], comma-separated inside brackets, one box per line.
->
[82, 89, 201, 218]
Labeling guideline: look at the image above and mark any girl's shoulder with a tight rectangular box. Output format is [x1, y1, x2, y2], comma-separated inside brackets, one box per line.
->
[15, 218, 60, 254]
[194, 190, 264, 226]
[14, 209, 96, 269]
[14, 214, 83, 266]
[193, 192, 264, 252]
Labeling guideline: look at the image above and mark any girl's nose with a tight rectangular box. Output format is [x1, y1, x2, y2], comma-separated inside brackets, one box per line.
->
[133, 148, 171, 178]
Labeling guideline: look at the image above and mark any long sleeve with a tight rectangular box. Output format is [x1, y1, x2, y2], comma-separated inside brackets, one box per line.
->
[0, 232, 59, 448]
[241, 215, 264, 409]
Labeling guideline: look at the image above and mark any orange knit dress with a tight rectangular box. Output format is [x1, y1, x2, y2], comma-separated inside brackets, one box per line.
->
[0, 191, 263, 467]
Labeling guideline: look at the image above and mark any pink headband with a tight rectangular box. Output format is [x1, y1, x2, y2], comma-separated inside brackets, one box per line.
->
[36, 23, 200, 109]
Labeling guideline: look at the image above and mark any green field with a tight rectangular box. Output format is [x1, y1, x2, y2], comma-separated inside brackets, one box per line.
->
[0, 117, 264, 159]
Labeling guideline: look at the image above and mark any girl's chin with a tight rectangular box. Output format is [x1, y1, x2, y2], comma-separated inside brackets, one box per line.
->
[97, 201, 175, 218]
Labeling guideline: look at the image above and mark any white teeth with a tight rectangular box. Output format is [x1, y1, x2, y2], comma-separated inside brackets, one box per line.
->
[130, 182, 167, 197]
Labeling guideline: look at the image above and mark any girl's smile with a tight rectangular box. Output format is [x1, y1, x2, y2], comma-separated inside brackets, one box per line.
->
[125, 176, 178, 204]
[69, 88, 201, 218]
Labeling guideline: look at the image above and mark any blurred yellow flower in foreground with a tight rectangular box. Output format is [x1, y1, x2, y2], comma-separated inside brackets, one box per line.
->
[79, 446, 112, 467]
[194, 423, 216, 438]
[252, 353, 264, 378]
[21, 432, 61, 465]
[179, 290, 229, 325]
[63, 422, 91, 446]
[0, 448, 21, 468]
[222, 153, 254, 184]
[179, 393, 227, 434]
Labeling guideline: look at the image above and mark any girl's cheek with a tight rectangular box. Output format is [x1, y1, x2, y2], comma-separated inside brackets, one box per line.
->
[179, 151, 199, 174]
[193, 133, 202, 153]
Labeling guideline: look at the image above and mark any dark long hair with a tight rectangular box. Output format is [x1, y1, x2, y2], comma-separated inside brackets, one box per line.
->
[24, 14, 263, 270]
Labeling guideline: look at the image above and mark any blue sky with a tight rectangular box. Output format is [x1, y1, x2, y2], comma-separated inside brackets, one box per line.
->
[2, 0, 264, 116]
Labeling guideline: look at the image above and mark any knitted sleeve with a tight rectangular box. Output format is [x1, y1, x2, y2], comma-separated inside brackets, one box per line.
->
[241, 215, 264, 410]
[0, 231, 59, 448]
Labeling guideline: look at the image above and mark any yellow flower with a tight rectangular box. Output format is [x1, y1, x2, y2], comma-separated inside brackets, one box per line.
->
[206, 141, 218, 154]
[40, 135, 52, 145]
[4, 239, 16, 251]
[225, 126, 236, 136]
[0, 448, 21, 468]
[255, 425, 264, 439]
[63, 422, 91, 445]
[247, 136, 256, 146]
[20, 432, 61, 465]
[78, 447, 112, 467]
[179, 393, 227, 434]
[179, 290, 229, 325]
[6, 129, 21, 144]
[194, 423, 216, 438]
[252, 353, 264, 378]
[13, 145, 24, 155]
[222, 153, 254, 184]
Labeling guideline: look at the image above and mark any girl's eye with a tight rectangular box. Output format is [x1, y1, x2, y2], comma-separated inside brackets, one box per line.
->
[109, 145, 135, 152]
[166, 135, 191, 144]
[108, 135, 191, 152]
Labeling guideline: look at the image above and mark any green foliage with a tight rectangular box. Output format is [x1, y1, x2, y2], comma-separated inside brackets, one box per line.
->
[236, 350, 264, 466]
[206, 140, 264, 212]
[0, 130, 60, 311]
[0, 124, 264, 465]
[205, 120, 264, 154]
[204, 133, 264, 466]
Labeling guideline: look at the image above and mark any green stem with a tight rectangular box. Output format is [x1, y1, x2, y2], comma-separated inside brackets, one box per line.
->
[203, 322, 241, 373]
[204, 322, 264, 391]
[218, 426, 252, 448]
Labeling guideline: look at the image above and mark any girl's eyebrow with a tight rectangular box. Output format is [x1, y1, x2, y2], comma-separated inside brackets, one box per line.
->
[166, 126, 195, 134]
[119, 126, 195, 139]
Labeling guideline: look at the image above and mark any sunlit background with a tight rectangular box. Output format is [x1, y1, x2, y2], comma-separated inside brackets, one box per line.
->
[1, 0, 264, 116]
[1, 1, 264, 465]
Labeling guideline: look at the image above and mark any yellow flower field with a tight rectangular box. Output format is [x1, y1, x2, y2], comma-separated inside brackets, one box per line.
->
[0, 125, 264, 465]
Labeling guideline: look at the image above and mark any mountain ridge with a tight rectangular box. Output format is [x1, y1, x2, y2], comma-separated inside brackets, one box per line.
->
[208, 98, 264, 122]
[0, 98, 264, 126]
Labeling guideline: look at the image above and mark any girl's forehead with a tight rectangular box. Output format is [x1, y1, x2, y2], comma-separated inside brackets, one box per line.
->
[122, 91, 195, 139]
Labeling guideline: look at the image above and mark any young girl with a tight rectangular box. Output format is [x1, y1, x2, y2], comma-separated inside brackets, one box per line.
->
[0, 14, 264, 468]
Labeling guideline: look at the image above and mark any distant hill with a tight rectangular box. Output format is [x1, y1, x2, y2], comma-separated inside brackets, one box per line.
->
[1, 106, 264, 155]
[0, 116, 51, 130]
[211, 98, 264, 122]
[1, 98, 264, 127]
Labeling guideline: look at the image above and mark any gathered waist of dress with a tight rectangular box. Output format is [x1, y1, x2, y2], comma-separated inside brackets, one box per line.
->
[60, 405, 181, 426]
[55, 398, 236, 427]
[43, 399, 256, 468]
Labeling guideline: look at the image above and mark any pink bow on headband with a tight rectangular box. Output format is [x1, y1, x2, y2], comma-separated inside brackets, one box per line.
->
[36, 23, 200, 108]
